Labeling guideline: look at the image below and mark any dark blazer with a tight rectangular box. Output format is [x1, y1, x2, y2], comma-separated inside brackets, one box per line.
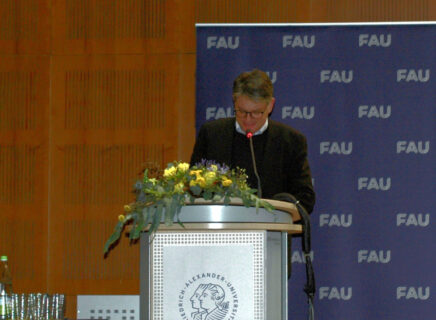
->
[190, 118, 315, 213]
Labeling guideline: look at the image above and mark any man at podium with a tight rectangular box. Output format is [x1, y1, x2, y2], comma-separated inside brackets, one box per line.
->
[190, 69, 315, 213]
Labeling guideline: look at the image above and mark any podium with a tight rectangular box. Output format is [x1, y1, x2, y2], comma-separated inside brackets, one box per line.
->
[139, 199, 301, 320]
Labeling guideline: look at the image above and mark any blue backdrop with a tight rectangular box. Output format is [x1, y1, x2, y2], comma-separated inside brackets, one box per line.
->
[196, 23, 435, 320]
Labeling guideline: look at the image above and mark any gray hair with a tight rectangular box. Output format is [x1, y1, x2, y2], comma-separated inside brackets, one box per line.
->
[232, 69, 273, 103]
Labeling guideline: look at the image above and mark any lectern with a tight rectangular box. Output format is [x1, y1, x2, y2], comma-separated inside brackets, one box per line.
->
[139, 199, 301, 320]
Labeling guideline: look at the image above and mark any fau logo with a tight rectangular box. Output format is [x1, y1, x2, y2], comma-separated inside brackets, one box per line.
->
[319, 214, 352, 227]
[319, 287, 352, 300]
[397, 213, 430, 227]
[205, 107, 233, 120]
[207, 36, 239, 49]
[358, 250, 391, 263]
[320, 70, 353, 83]
[265, 71, 277, 84]
[320, 142, 353, 155]
[282, 35, 315, 48]
[397, 69, 430, 82]
[291, 251, 314, 264]
[359, 34, 392, 47]
[358, 105, 391, 119]
[358, 177, 391, 191]
[397, 287, 430, 300]
[282, 106, 315, 120]
[396, 141, 430, 154]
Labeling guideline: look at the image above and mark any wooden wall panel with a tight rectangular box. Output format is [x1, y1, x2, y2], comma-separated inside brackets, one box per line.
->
[64, 70, 166, 130]
[0, 56, 50, 292]
[194, 0, 436, 23]
[312, 0, 434, 22]
[195, 0, 299, 22]
[48, 55, 183, 317]
[52, 0, 196, 54]
[0, 72, 37, 130]
[0, 0, 50, 53]
[176, 54, 196, 161]
[0, 146, 36, 203]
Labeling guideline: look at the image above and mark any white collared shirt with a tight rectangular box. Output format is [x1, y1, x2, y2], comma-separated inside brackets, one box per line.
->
[235, 119, 269, 136]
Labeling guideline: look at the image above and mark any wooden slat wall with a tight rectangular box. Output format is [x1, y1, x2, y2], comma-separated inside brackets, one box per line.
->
[320, 0, 431, 21]
[51, 0, 195, 54]
[0, 55, 50, 291]
[0, 0, 50, 53]
[0, 0, 434, 318]
[195, 0, 434, 22]
[195, 0, 299, 22]
[48, 53, 185, 314]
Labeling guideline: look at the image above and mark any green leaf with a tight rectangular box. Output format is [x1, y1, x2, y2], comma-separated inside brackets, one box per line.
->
[190, 185, 202, 196]
[189, 194, 195, 203]
[173, 198, 183, 225]
[212, 194, 222, 202]
[164, 197, 175, 226]
[255, 198, 261, 213]
[149, 203, 163, 235]
[103, 222, 124, 254]
[203, 191, 212, 200]
[262, 200, 275, 212]
[143, 206, 154, 225]
[177, 220, 185, 228]
[131, 210, 146, 239]
[223, 194, 231, 205]
[242, 196, 251, 207]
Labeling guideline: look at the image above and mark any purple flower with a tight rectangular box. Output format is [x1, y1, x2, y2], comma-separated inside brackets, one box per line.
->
[195, 159, 230, 174]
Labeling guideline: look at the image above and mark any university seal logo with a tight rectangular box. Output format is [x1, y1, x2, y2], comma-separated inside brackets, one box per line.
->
[178, 273, 239, 320]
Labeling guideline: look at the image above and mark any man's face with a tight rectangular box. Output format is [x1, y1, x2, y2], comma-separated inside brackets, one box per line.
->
[199, 289, 216, 310]
[234, 95, 275, 134]
[190, 288, 203, 309]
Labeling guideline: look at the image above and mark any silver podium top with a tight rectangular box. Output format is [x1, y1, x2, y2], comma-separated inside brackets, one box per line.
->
[173, 199, 298, 224]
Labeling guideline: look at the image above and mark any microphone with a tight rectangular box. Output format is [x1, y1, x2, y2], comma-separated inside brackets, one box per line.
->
[246, 131, 262, 198]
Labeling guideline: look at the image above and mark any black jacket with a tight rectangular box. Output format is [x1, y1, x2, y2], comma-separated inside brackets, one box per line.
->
[190, 118, 315, 213]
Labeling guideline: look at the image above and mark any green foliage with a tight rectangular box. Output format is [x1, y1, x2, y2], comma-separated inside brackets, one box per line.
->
[104, 161, 274, 253]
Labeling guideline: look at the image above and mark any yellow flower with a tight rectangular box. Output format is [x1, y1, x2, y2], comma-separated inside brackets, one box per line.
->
[124, 205, 132, 212]
[222, 179, 233, 187]
[177, 162, 190, 173]
[189, 169, 202, 176]
[118, 214, 126, 222]
[148, 178, 157, 185]
[189, 179, 197, 187]
[174, 182, 185, 193]
[204, 171, 216, 179]
[163, 166, 177, 178]
[204, 171, 216, 186]
[210, 164, 218, 172]
[196, 177, 206, 188]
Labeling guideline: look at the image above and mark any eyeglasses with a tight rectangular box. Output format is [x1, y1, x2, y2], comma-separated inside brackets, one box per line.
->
[234, 109, 266, 119]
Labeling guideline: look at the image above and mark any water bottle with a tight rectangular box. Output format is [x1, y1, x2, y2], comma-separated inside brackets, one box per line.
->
[0, 284, 7, 320]
[0, 256, 12, 320]
[0, 256, 12, 294]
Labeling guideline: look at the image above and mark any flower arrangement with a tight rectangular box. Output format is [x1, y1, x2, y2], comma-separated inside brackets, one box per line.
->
[104, 160, 274, 253]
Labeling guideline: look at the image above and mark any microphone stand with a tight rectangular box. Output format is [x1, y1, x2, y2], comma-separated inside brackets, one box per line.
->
[246, 131, 262, 198]
[245, 131, 314, 318]
[273, 193, 315, 320]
